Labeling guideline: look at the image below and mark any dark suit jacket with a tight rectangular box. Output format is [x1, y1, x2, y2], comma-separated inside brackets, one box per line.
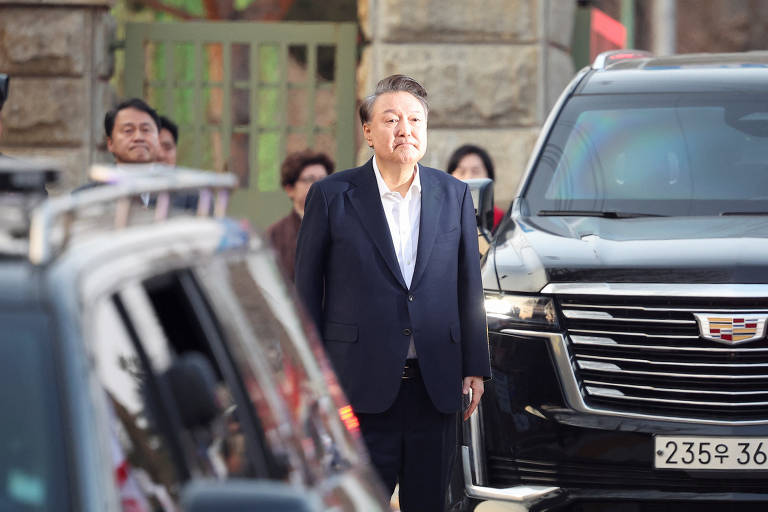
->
[73, 181, 199, 211]
[295, 159, 490, 415]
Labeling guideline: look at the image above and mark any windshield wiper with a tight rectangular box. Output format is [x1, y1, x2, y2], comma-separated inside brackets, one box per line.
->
[721, 211, 768, 216]
[537, 210, 666, 218]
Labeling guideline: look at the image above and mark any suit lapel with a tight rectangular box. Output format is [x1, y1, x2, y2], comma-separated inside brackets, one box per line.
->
[411, 167, 444, 290]
[346, 160, 408, 289]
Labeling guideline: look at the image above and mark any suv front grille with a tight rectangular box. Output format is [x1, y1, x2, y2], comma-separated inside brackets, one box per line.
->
[488, 455, 768, 490]
[558, 295, 768, 421]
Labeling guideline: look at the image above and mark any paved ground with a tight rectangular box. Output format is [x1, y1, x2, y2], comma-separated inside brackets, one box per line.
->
[390, 486, 528, 512]
[475, 501, 528, 512]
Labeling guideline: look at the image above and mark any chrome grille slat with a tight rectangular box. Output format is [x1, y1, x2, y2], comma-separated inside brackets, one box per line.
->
[585, 387, 768, 408]
[560, 294, 768, 420]
[583, 379, 768, 396]
[564, 302, 768, 313]
[579, 353, 768, 369]
[571, 335, 768, 353]
[569, 328, 699, 339]
[562, 309, 695, 324]
[577, 361, 768, 380]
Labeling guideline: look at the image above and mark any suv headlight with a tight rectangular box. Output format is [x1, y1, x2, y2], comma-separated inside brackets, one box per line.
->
[484, 293, 558, 330]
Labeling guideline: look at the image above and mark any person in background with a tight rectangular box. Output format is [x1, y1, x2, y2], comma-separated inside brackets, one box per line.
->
[446, 144, 504, 230]
[155, 115, 198, 211]
[266, 150, 334, 281]
[105, 98, 161, 165]
[158, 116, 178, 167]
[0, 73, 7, 156]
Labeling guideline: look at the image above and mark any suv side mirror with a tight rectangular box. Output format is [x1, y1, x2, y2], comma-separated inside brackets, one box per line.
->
[465, 178, 494, 241]
[181, 479, 318, 512]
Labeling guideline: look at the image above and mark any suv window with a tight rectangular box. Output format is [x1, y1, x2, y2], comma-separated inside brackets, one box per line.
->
[524, 93, 768, 217]
[0, 312, 68, 511]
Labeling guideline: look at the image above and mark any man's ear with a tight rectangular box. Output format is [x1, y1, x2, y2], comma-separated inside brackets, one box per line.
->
[283, 184, 296, 199]
[106, 136, 114, 153]
[362, 123, 373, 148]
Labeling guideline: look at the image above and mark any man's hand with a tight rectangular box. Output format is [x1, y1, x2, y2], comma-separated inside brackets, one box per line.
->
[462, 376, 484, 421]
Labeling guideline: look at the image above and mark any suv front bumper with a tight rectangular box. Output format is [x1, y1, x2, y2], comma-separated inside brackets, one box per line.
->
[465, 327, 768, 510]
[462, 445, 562, 509]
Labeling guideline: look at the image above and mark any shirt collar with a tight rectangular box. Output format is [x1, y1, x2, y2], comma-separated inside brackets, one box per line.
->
[372, 156, 421, 199]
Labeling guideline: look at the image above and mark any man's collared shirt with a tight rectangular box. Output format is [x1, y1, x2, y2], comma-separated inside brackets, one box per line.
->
[372, 156, 421, 358]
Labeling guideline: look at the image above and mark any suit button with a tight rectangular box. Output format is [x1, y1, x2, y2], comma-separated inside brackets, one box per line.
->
[402, 328, 412, 336]
[408, 294, 414, 302]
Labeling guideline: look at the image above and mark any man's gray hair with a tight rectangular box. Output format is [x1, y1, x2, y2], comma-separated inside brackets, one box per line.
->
[358, 74, 429, 125]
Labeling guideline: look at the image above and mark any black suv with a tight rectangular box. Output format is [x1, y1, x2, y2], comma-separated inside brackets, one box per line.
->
[462, 51, 768, 511]
[0, 160, 386, 511]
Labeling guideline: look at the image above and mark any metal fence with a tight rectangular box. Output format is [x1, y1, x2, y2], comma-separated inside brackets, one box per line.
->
[125, 21, 357, 227]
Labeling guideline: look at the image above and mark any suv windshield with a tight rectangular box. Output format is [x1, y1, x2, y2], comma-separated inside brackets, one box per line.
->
[524, 93, 768, 217]
[0, 312, 68, 511]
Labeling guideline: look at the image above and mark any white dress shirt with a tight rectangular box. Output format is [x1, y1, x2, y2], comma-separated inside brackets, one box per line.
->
[372, 156, 421, 358]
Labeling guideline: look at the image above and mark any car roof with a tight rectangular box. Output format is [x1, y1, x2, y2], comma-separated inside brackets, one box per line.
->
[579, 51, 768, 95]
[0, 162, 245, 291]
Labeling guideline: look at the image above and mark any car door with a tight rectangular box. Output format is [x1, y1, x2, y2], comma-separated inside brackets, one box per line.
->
[190, 248, 388, 510]
[88, 269, 284, 511]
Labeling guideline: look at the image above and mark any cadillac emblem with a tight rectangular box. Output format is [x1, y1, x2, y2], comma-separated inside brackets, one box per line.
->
[693, 314, 768, 345]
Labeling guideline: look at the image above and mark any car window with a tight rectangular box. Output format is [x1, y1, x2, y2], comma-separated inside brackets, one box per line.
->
[90, 272, 266, 511]
[91, 295, 184, 511]
[524, 93, 768, 216]
[138, 271, 269, 480]
[0, 312, 69, 511]
[194, 251, 365, 485]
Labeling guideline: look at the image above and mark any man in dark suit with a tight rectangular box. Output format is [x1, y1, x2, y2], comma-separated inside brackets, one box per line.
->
[295, 75, 490, 511]
[75, 98, 161, 199]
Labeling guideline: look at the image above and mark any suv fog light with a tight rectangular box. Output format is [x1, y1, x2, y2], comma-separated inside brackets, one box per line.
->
[484, 294, 558, 329]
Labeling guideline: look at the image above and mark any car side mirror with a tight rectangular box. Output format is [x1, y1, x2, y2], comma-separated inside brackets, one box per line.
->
[465, 178, 494, 242]
[181, 479, 318, 512]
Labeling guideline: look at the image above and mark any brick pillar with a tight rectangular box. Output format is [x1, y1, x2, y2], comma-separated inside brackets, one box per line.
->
[0, 0, 114, 191]
[357, 0, 574, 208]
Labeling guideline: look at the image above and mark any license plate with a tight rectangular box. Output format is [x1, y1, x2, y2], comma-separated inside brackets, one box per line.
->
[655, 436, 768, 470]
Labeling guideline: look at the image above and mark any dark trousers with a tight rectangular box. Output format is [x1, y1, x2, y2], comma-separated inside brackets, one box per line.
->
[357, 365, 457, 512]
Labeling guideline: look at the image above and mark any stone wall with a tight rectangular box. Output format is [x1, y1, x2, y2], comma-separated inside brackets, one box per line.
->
[357, 0, 575, 208]
[0, 0, 114, 192]
[675, 0, 768, 54]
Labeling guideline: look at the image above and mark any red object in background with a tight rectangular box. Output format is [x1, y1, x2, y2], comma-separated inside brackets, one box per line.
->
[590, 7, 627, 60]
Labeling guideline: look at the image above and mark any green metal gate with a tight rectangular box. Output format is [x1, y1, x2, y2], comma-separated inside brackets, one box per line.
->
[124, 21, 357, 228]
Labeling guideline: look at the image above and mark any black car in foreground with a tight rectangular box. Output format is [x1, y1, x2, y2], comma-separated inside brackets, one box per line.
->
[462, 51, 768, 511]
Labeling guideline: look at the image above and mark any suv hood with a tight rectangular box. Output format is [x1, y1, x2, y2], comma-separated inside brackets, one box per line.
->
[488, 215, 768, 293]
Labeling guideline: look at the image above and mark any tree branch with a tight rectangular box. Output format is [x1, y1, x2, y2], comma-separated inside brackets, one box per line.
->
[133, 0, 199, 20]
[203, 0, 236, 20]
[241, 0, 295, 20]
